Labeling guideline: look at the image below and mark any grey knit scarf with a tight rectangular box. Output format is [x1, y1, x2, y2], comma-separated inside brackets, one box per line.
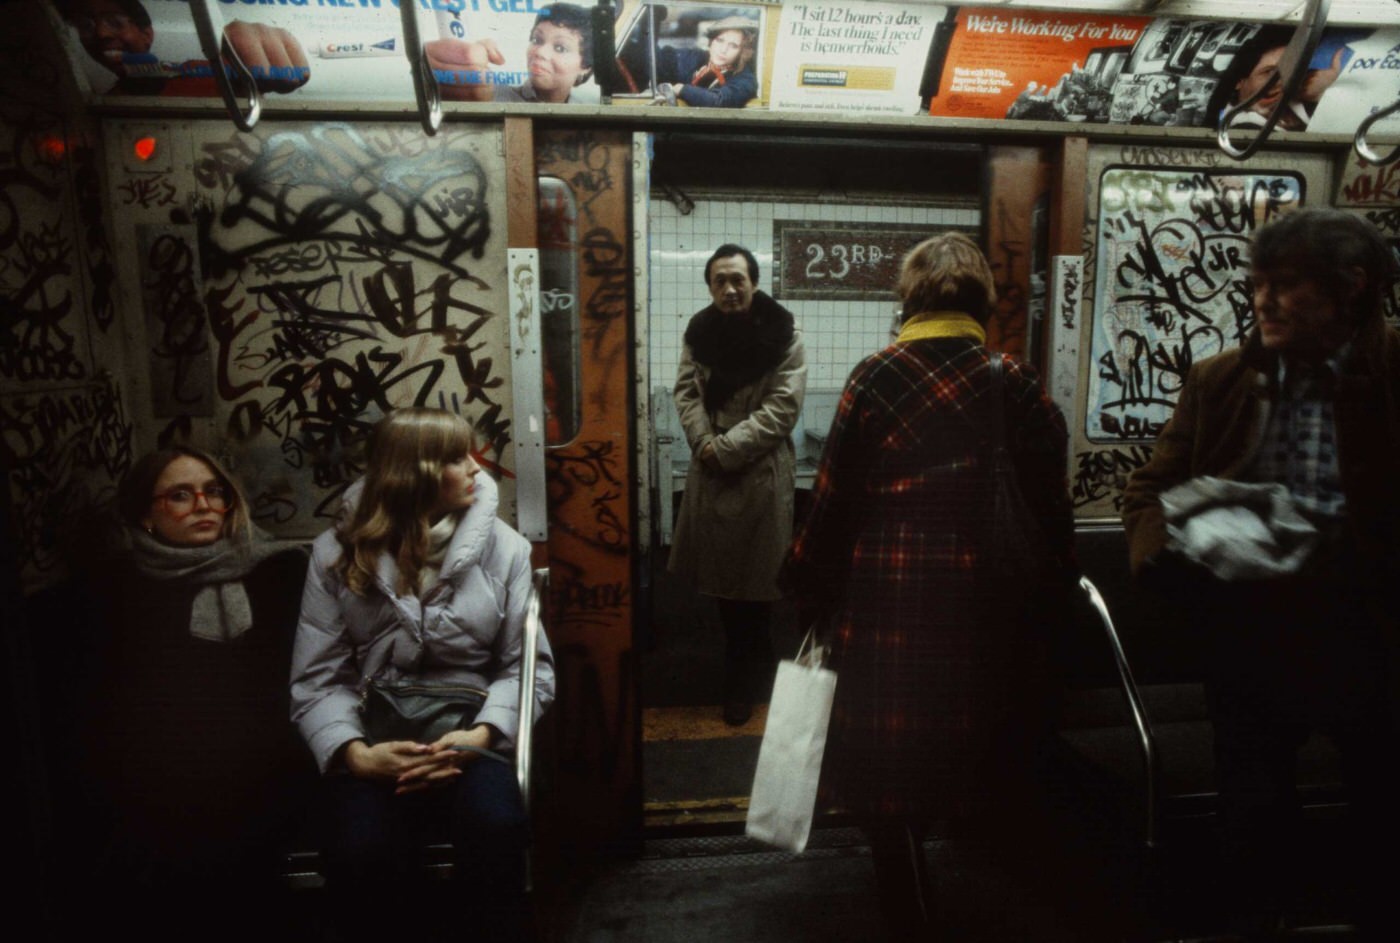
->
[126, 527, 286, 642]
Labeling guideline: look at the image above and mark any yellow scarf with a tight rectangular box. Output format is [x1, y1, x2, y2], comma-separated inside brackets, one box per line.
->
[895, 310, 986, 345]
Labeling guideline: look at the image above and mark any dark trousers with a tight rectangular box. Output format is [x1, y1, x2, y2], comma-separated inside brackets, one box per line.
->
[868, 819, 936, 941]
[320, 757, 529, 943]
[715, 597, 774, 699]
[1204, 579, 1399, 937]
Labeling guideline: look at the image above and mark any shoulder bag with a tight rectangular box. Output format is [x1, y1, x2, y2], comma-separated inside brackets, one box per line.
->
[361, 679, 509, 764]
[986, 355, 1050, 584]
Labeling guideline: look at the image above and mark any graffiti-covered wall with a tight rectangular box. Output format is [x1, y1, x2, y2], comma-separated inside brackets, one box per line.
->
[1, 12, 131, 593]
[1337, 154, 1400, 325]
[1063, 145, 1331, 519]
[103, 118, 515, 538]
[1, 91, 516, 592]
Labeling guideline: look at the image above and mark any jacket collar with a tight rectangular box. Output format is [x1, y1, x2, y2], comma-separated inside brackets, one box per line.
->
[1238, 324, 1380, 397]
[339, 471, 500, 599]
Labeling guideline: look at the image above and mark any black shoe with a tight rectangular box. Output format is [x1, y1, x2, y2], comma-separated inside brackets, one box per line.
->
[723, 695, 752, 726]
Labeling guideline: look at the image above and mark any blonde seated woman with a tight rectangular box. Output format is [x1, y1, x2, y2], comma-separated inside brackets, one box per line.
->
[290, 408, 555, 943]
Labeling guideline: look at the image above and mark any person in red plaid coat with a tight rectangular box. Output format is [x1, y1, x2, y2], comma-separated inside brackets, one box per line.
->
[784, 232, 1076, 939]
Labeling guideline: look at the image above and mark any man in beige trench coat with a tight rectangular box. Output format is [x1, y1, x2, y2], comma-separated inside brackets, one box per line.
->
[670, 244, 807, 725]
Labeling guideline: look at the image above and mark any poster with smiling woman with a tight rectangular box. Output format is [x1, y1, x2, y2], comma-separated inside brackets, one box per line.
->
[426, 1, 605, 105]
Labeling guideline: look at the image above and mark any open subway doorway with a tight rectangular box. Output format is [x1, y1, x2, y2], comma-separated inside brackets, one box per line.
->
[639, 132, 995, 830]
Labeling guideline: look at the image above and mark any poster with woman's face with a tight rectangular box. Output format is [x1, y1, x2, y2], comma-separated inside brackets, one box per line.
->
[49, 0, 609, 105]
[613, 1, 768, 108]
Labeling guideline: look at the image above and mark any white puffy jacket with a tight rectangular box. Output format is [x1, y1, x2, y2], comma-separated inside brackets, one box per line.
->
[290, 473, 555, 773]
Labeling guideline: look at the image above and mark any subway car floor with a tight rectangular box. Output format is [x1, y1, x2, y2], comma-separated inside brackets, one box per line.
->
[638, 549, 804, 828]
[542, 550, 1369, 942]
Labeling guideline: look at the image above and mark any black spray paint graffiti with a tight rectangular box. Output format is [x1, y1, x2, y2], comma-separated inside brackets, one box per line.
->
[545, 439, 628, 555]
[200, 124, 493, 284]
[548, 557, 630, 632]
[119, 174, 180, 209]
[1092, 171, 1299, 441]
[0, 380, 133, 579]
[70, 139, 116, 333]
[537, 134, 617, 223]
[0, 109, 87, 385]
[139, 227, 213, 416]
[1071, 445, 1152, 510]
[1117, 146, 1223, 169]
[186, 125, 508, 528]
[1058, 258, 1080, 331]
[539, 135, 629, 412]
[218, 261, 506, 463]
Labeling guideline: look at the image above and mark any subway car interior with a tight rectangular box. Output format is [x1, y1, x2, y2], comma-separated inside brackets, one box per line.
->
[6, 0, 1400, 939]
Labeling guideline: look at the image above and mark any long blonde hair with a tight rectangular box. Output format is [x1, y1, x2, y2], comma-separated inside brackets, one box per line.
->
[335, 408, 476, 596]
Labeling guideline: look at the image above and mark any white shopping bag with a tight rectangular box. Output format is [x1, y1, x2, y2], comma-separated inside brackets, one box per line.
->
[745, 629, 837, 853]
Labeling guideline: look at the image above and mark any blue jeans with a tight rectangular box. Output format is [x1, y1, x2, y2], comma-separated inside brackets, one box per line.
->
[320, 756, 528, 942]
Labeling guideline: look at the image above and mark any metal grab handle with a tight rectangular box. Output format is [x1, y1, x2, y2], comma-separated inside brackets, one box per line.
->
[1079, 575, 1159, 849]
[515, 567, 548, 811]
[1354, 97, 1400, 166]
[188, 0, 260, 132]
[400, 2, 443, 136]
[1217, 0, 1331, 161]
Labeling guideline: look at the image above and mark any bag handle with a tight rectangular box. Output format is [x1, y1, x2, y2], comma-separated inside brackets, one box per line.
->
[449, 744, 512, 765]
[795, 625, 829, 670]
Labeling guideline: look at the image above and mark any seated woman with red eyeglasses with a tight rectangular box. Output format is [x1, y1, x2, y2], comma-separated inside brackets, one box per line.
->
[74, 446, 310, 935]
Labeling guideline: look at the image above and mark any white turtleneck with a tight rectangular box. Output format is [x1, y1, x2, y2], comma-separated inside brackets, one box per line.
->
[418, 512, 461, 596]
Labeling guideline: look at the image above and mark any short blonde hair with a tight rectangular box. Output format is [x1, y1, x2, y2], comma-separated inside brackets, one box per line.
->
[898, 233, 997, 324]
[335, 408, 476, 596]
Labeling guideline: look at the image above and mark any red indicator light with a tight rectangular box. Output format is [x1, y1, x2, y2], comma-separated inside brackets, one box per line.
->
[37, 136, 66, 163]
[134, 136, 157, 161]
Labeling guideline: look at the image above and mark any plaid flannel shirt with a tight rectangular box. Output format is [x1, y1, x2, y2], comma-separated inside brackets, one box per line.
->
[1248, 349, 1347, 521]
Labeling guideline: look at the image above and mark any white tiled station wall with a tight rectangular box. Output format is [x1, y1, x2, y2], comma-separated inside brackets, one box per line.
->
[648, 196, 982, 392]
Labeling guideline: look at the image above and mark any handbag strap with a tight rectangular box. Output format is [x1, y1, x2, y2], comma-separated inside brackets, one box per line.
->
[987, 354, 1013, 468]
[988, 353, 1007, 454]
[448, 744, 512, 765]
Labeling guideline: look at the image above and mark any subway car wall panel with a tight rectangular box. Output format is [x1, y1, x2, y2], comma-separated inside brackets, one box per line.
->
[536, 128, 641, 859]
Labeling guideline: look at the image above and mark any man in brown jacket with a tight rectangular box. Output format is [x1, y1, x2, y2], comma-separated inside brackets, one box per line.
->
[1122, 209, 1400, 940]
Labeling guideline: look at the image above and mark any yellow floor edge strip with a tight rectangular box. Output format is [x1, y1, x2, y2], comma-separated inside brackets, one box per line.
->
[644, 796, 751, 826]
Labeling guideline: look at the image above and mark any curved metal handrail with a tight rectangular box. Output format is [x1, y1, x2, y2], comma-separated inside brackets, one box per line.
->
[400, 2, 443, 136]
[1354, 98, 1400, 166]
[1079, 575, 1160, 849]
[515, 568, 548, 809]
[1217, 0, 1331, 161]
[188, 0, 260, 132]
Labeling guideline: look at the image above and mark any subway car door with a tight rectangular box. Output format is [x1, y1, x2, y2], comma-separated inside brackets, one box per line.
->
[534, 128, 641, 858]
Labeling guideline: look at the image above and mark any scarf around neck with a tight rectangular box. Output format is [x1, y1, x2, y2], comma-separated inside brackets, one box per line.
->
[691, 64, 728, 88]
[126, 527, 284, 642]
[896, 310, 987, 345]
[685, 290, 795, 413]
